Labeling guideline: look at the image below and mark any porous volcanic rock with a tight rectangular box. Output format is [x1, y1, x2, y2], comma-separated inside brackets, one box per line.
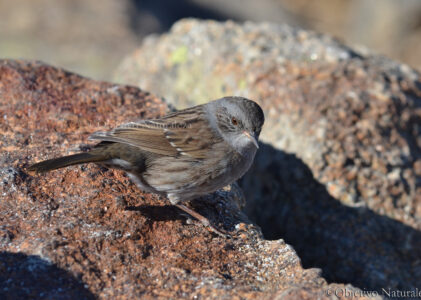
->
[115, 19, 421, 293]
[0, 60, 369, 299]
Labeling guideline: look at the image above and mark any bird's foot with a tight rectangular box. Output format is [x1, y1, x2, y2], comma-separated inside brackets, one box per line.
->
[175, 204, 230, 238]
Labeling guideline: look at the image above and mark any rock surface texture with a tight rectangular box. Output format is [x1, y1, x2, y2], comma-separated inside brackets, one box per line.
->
[0, 60, 372, 299]
[115, 19, 421, 294]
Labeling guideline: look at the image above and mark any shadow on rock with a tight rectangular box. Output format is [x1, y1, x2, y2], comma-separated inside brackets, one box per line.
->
[126, 190, 252, 232]
[241, 142, 421, 292]
[0, 252, 95, 300]
[125, 204, 183, 222]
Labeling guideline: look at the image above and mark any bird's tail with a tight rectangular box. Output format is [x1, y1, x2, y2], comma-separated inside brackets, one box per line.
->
[27, 152, 106, 174]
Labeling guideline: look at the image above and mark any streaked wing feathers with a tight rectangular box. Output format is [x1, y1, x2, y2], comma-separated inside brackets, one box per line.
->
[89, 107, 220, 159]
[89, 121, 178, 156]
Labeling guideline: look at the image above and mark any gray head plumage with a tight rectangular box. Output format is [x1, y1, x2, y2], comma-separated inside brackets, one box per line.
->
[205, 96, 265, 156]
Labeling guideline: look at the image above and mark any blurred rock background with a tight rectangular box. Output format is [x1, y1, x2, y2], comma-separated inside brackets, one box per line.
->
[0, 0, 420, 81]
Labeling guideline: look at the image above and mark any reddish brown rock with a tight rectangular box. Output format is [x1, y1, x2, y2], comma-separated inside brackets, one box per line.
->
[0, 60, 369, 299]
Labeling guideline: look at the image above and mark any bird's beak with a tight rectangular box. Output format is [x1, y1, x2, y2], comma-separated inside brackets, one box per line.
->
[242, 131, 259, 149]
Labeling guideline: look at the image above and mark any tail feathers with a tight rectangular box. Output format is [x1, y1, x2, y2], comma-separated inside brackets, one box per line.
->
[27, 152, 106, 174]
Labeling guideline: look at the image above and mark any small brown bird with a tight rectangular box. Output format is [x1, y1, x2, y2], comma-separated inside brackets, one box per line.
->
[28, 96, 264, 235]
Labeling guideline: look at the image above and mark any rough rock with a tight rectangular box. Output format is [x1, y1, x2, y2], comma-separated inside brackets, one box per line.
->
[115, 19, 421, 293]
[0, 60, 370, 299]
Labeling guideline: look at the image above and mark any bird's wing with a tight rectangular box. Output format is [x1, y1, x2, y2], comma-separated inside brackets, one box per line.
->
[89, 107, 221, 159]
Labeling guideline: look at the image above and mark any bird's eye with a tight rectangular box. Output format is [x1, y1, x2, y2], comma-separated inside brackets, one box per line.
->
[231, 117, 238, 126]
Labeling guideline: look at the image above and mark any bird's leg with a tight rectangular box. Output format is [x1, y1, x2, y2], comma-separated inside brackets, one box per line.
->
[174, 204, 229, 238]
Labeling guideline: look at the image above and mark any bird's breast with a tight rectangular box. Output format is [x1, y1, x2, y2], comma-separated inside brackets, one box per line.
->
[143, 142, 256, 200]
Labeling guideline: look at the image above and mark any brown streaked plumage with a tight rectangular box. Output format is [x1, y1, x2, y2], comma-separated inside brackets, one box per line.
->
[27, 96, 265, 236]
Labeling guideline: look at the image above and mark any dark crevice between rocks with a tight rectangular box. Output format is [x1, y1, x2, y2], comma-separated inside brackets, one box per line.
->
[0, 252, 95, 300]
[128, 0, 233, 36]
[240, 142, 421, 293]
